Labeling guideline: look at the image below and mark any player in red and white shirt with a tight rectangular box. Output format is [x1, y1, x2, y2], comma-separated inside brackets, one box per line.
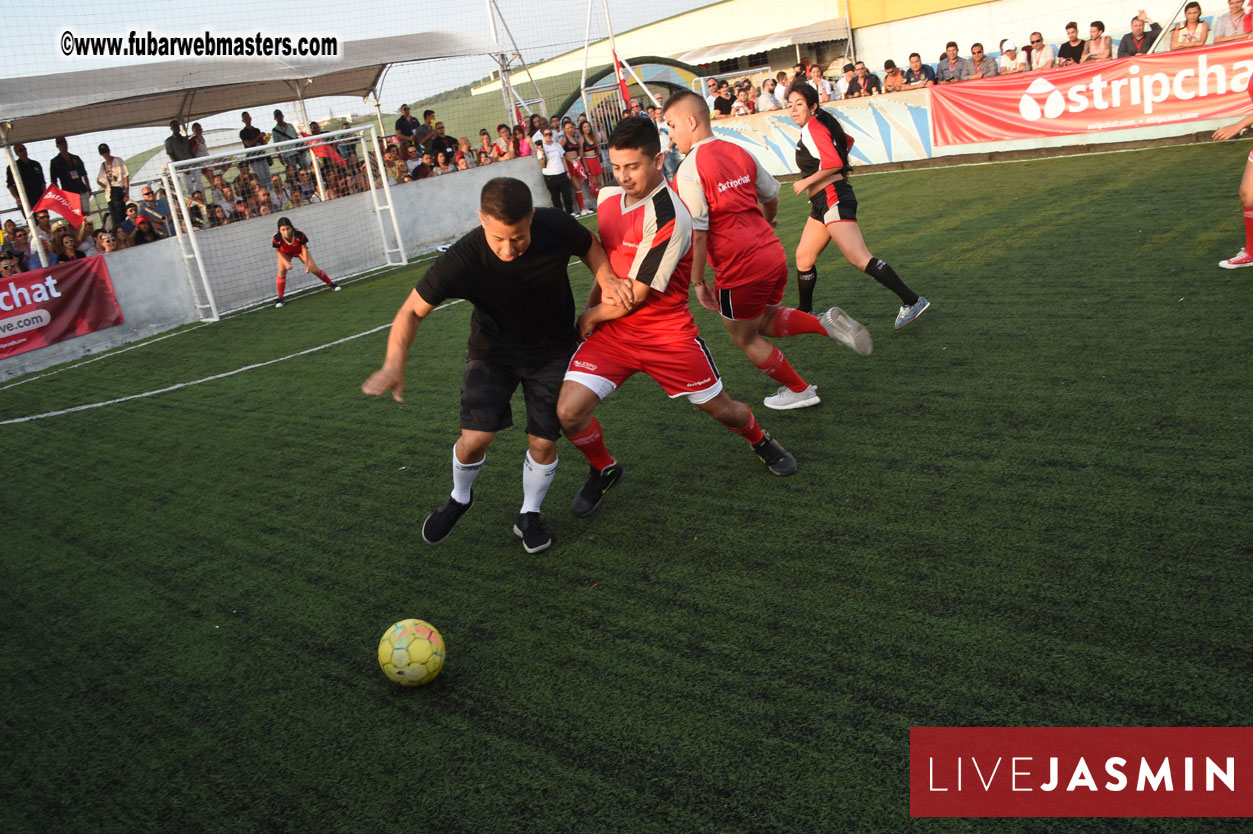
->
[786, 82, 929, 329]
[1212, 70, 1253, 269]
[665, 90, 872, 411]
[558, 117, 797, 517]
[271, 217, 339, 307]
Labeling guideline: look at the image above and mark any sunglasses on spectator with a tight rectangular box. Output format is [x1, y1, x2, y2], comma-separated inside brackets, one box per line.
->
[543, 131, 552, 137]
[1031, 38, 1043, 44]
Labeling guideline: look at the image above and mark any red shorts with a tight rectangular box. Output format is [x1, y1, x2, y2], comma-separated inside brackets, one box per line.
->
[583, 155, 603, 176]
[565, 331, 723, 403]
[718, 261, 787, 321]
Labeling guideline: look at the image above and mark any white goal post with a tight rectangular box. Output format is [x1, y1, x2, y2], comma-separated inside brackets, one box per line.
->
[163, 124, 405, 318]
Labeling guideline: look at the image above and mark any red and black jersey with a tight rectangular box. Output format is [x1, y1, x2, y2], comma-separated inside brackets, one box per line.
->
[796, 107, 852, 179]
[272, 229, 308, 257]
[673, 137, 785, 290]
[594, 181, 698, 344]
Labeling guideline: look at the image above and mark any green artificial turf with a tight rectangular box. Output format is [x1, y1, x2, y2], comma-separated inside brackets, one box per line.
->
[1, 141, 1249, 833]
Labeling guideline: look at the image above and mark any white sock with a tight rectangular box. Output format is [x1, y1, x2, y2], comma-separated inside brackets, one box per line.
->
[450, 444, 484, 504]
[520, 450, 558, 514]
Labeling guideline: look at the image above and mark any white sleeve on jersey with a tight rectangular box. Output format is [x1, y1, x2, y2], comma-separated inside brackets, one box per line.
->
[673, 152, 709, 232]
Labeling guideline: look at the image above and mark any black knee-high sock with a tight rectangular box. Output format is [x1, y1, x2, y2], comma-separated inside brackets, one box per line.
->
[796, 267, 817, 313]
[864, 258, 918, 306]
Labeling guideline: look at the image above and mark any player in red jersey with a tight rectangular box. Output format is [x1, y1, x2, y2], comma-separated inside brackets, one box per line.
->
[785, 83, 929, 329]
[271, 217, 339, 308]
[557, 117, 797, 517]
[663, 90, 871, 411]
[1213, 69, 1253, 269]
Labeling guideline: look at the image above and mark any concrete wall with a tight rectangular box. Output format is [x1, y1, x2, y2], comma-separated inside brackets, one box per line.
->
[195, 189, 389, 315]
[390, 156, 550, 257]
[0, 238, 199, 380]
[0, 157, 552, 380]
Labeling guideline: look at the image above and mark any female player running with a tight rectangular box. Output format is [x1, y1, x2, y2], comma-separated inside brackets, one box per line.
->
[271, 217, 340, 307]
[785, 82, 929, 328]
[1213, 70, 1253, 269]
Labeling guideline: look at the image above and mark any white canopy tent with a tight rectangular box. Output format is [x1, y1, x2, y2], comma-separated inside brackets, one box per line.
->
[0, 31, 502, 144]
[673, 19, 850, 67]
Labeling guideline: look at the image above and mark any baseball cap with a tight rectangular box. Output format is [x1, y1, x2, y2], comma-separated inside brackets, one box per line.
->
[1003, 39, 1017, 51]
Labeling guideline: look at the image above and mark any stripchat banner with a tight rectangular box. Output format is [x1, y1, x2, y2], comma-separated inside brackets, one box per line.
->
[931, 41, 1253, 146]
[0, 255, 124, 360]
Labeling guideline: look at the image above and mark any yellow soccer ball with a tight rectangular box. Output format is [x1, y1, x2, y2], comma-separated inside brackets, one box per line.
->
[377, 619, 445, 686]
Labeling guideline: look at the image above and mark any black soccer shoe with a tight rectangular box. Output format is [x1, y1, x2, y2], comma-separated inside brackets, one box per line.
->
[421, 493, 473, 545]
[513, 512, 553, 554]
[752, 433, 797, 477]
[570, 462, 625, 518]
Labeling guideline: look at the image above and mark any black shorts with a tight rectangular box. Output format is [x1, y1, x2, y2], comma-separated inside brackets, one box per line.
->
[809, 179, 858, 225]
[459, 350, 573, 441]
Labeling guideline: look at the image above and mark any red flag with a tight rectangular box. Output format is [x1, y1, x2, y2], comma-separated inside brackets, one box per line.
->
[612, 50, 631, 107]
[302, 133, 347, 168]
[32, 186, 85, 229]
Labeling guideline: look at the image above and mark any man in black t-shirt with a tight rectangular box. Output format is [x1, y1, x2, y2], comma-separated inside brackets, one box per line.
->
[362, 177, 624, 554]
[712, 82, 734, 119]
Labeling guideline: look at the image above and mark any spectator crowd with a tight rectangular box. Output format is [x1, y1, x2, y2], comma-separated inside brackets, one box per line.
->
[3, 4, 1248, 271]
[693, 4, 1250, 119]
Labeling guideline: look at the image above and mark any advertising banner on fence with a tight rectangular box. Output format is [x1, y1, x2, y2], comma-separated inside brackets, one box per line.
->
[0, 255, 124, 360]
[931, 42, 1253, 146]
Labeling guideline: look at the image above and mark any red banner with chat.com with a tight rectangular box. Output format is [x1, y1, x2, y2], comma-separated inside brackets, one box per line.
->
[931, 42, 1253, 146]
[0, 255, 124, 359]
[910, 727, 1253, 817]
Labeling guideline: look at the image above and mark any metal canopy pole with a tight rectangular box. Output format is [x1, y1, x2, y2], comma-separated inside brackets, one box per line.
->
[0, 123, 49, 268]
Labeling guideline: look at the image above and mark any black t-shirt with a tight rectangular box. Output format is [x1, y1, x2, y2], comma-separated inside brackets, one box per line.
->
[240, 125, 263, 146]
[416, 208, 593, 361]
[713, 95, 734, 116]
[1058, 40, 1085, 64]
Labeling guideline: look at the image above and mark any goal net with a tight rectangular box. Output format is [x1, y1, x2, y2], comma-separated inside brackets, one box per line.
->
[164, 124, 403, 317]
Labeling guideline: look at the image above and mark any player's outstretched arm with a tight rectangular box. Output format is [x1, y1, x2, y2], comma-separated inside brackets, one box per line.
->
[582, 234, 635, 309]
[1214, 115, 1253, 142]
[362, 288, 435, 402]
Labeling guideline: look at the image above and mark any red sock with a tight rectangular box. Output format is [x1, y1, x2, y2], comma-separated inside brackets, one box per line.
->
[315, 270, 335, 287]
[566, 418, 615, 470]
[725, 408, 765, 445]
[275, 274, 286, 299]
[1244, 206, 1253, 251]
[770, 307, 827, 338]
[755, 346, 808, 393]
[574, 189, 585, 211]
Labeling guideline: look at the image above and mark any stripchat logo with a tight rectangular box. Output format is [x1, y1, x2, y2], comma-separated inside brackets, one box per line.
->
[1018, 53, 1253, 122]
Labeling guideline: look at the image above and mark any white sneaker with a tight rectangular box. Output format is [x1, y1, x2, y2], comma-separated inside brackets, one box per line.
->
[1219, 248, 1253, 269]
[333, 285, 342, 292]
[819, 307, 872, 356]
[274, 300, 284, 308]
[763, 384, 820, 410]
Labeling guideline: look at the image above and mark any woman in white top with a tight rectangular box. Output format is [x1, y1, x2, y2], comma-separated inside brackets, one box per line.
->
[536, 126, 575, 214]
[806, 64, 833, 103]
[1171, 2, 1210, 49]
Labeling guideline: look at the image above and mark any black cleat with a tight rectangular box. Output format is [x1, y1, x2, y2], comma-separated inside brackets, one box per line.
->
[513, 512, 552, 554]
[571, 462, 625, 517]
[752, 433, 797, 476]
[421, 493, 473, 544]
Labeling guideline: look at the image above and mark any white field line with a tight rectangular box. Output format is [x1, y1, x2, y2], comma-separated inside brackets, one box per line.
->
[0, 299, 463, 426]
[0, 256, 434, 393]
